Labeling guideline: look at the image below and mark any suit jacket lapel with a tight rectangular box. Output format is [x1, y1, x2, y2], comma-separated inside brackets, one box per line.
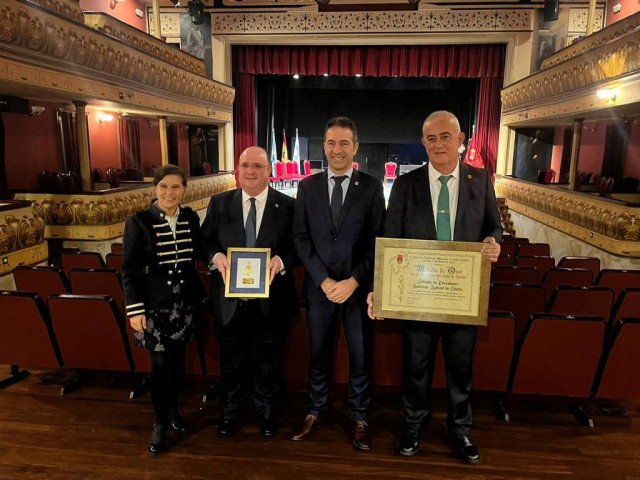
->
[256, 188, 277, 246]
[230, 189, 245, 243]
[416, 165, 437, 239]
[316, 171, 332, 229]
[454, 162, 471, 240]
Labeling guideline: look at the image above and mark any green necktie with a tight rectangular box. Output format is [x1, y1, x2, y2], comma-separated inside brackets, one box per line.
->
[436, 175, 452, 241]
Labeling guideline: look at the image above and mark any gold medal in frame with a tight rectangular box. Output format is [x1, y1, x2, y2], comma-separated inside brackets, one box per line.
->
[224, 247, 271, 298]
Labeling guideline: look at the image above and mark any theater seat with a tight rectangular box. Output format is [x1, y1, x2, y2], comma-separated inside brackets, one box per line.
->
[547, 286, 614, 326]
[105, 253, 123, 274]
[517, 242, 551, 258]
[0, 291, 63, 388]
[595, 269, 640, 302]
[542, 267, 593, 303]
[592, 318, 640, 399]
[13, 265, 70, 301]
[558, 256, 600, 278]
[509, 313, 605, 425]
[61, 252, 106, 279]
[515, 255, 555, 282]
[611, 288, 640, 327]
[492, 265, 538, 284]
[48, 295, 134, 390]
[489, 282, 546, 340]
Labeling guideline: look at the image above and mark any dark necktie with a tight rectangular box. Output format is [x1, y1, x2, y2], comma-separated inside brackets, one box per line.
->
[436, 175, 452, 241]
[331, 175, 346, 229]
[245, 197, 257, 247]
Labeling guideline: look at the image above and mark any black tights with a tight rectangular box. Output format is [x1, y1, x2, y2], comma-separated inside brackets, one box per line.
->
[150, 345, 186, 425]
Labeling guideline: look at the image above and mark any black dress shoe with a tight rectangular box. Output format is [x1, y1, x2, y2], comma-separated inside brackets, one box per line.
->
[452, 434, 480, 464]
[148, 423, 167, 455]
[398, 426, 421, 457]
[260, 418, 277, 437]
[218, 419, 237, 438]
[168, 408, 187, 434]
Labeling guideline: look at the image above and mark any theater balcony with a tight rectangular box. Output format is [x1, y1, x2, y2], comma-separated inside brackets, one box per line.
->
[499, 12, 640, 266]
[0, 0, 236, 279]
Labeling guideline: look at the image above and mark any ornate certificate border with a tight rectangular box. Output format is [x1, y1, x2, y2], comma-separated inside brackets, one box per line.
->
[373, 238, 491, 325]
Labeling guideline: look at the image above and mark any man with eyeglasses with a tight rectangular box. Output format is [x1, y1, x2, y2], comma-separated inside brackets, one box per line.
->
[291, 117, 385, 450]
[202, 146, 298, 438]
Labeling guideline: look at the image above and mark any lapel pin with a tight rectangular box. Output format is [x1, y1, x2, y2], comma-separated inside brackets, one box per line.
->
[275, 203, 279, 208]
[467, 174, 472, 179]
[355, 181, 359, 186]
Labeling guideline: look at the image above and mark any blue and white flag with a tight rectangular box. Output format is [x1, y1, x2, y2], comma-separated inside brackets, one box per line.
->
[293, 128, 301, 172]
[270, 127, 278, 177]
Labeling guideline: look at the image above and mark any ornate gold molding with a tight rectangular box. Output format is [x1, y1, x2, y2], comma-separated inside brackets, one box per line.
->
[542, 12, 639, 70]
[0, 0, 234, 121]
[212, 9, 532, 35]
[27, 0, 84, 25]
[0, 201, 48, 273]
[15, 173, 236, 241]
[495, 176, 640, 257]
[501, 20, 640, 126]
[84, 13, 206, 77]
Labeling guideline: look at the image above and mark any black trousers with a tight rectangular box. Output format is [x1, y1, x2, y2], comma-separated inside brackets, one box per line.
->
[149, 344, 186, 425]
[218, 300, 285, 421]
[306, 300, 372, 422]
[402, 321, 478, 436]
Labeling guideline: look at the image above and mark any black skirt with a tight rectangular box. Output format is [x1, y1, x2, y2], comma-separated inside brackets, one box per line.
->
[134, 284, 197, 352]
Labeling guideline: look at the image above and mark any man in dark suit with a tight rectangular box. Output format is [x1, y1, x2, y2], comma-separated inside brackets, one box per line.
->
[201, 146, 297, 438]
[368, 111, 501, 463]
[291, 117, 385, 450]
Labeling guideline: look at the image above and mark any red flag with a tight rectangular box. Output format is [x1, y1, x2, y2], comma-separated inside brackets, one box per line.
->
[463, 135, 484, 168]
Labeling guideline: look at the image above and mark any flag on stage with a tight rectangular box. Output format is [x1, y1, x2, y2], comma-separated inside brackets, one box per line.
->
[281, 130, 289, 163]
[270, 128, 278, 177]
[293, 128, 301, 172]
[463, 132, 484, 168]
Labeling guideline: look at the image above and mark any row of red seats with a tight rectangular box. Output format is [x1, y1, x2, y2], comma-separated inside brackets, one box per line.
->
[3, 267, 219, 398]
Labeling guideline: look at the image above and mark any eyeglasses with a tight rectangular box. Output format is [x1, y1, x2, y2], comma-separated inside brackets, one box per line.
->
[239, 162, 270, 170]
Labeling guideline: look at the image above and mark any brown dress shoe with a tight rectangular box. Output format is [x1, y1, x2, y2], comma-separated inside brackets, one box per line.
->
[352, 420, 372, 451]
[290, 414, 319, 441]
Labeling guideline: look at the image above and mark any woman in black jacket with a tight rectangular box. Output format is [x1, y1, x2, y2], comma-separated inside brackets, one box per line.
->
[122, 165, 206, 455]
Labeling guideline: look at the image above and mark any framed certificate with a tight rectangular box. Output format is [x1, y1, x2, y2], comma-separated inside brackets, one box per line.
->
[224, 248, 271, 298]
[372, 238, 491, 325]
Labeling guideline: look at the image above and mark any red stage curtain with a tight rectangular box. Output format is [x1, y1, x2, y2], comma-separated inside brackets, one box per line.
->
[232, 44, 504, 174]
[233, 73, 256, 173]
[475, 77, 503, 178]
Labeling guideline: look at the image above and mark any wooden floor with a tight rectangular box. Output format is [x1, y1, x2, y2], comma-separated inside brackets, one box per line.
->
[0, 367, 639, 480]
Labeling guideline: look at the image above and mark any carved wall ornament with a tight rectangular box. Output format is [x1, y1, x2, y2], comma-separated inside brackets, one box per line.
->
[85, 13, 205, 77]
[0, 1, 234, 117]
[495, 177, 640, 256]
[211, 9, 532, 35]
[15, 173, 236, 241]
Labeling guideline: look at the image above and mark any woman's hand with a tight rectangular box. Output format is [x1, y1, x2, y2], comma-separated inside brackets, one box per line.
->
[130, 314, 147, 334]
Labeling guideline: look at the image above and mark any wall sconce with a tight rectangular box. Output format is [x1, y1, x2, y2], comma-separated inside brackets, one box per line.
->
[29, 105, 45, 116]
[110, 0, 126, 9]
[99, 113, 114, 123]
[596, 88, 617, 101]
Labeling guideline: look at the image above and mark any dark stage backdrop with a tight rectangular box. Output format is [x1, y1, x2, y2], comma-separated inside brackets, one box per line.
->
[234, 44, 505, 177]
[256, 75, 478, 177]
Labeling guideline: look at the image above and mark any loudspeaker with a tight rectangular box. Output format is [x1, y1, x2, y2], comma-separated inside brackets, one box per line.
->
[543, 0, 559, 22]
